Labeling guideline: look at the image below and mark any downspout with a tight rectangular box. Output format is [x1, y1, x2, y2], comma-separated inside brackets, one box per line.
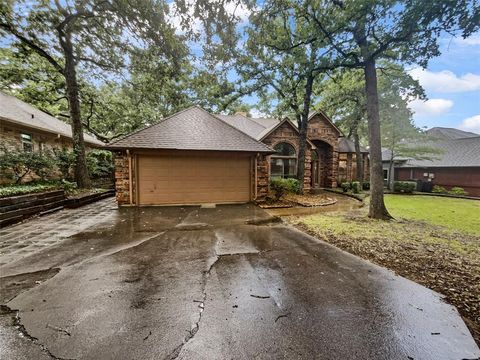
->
[127, 149, 133, 205]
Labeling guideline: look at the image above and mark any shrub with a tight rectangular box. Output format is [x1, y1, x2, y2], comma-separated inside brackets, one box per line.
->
[449, 187, 468, 196]
[432, 185, 447, 194]
[54, 148, 75, 180]
[351, 181, 361, 194]
[362, 181, 370, 190]
[393, 181, 416, 193]
[341, 182, 351, 192]
[0, 183, 58, 198]
[61, 179, 78, 194]
[270, 178, 301, 201]
[0, 148, 55, 183]
[87, 150, 114, 179]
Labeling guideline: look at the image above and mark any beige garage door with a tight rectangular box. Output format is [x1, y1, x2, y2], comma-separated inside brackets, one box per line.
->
[137, 152, 251, 205]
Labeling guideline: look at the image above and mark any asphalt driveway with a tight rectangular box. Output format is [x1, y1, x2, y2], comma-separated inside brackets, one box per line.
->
[0, 199, 478, 360]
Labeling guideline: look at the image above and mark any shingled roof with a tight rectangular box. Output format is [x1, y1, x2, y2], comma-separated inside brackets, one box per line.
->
[337, 137, 368, 153]
[0, 91, 103, 146]
[107, 106, 274, 153]
[388, 137, 480, 168]
[426, 127, 479, 140]
[216, 114, 280, 140]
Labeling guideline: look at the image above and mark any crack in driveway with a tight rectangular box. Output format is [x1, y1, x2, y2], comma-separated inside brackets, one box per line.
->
[166, 228, 265, 360]
[0, 305, 76, 360]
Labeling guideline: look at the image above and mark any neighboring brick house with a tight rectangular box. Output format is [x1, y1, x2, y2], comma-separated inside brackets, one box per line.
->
[382, 128, 480, 197]
[0, 91, 103, 183]
[108, 106, 369, 206]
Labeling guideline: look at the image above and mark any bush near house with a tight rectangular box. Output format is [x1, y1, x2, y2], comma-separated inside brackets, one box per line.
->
[270, 178, 301, 201]
[0, 183, 59, 198]
[340, 182, 351, 192]
[449, 186, 469, 196]
[351, 181, 361, 194]
[432, 185, 447, 194]
[362, 181, 370, 190]
[393, 181, 416, 193]
[0, 148, 56, 184]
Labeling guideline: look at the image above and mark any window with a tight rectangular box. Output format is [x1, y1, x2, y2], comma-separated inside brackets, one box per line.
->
[21, 133, 33, 152]
[270, 142, 297, 179]
[383, 169, 388, 180]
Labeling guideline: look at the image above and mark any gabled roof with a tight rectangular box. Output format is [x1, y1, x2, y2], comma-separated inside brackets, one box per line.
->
[308, 110, 343, 136]
[106, 106, 273, 153]
[382, 137, 480, 167]
[216, 113, 280, 140]
[0, 91, 103, 146]
[337, 137, 368, 153]
[426, 127, 478, 140]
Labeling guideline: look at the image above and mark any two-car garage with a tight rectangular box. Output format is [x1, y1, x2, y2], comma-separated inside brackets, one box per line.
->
[108, 106, 273, 206]
[137, 152, 252, 205]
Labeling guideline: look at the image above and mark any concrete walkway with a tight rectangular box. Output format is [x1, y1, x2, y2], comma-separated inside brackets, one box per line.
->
[0, 199, 478, 359]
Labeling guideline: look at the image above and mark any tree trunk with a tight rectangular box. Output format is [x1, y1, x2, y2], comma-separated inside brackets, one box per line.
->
[296, 73, 314, 193]
[297, 117, 308, 193]
[62, 32, 91, 188]
[388, 157, 394, 190]
[352, 126, 363, 187]
[363, 58, 392, 219]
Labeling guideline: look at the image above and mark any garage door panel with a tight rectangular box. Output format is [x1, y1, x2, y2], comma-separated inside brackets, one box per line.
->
[138, 153, 251, 205]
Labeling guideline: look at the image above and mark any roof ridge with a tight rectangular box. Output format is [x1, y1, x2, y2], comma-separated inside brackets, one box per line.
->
[108, 105, 199, 145]
[209, 110, 274, 148]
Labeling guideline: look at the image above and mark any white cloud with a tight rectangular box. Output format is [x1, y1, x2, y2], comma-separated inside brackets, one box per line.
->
[453, 34, 480, 46]
[459, 115, 480, 133]
[409, 68, 480, 93]
[408, 98, 454, 116]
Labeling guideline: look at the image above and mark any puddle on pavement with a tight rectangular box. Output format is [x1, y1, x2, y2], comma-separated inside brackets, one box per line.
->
[265, 196, 364, 217]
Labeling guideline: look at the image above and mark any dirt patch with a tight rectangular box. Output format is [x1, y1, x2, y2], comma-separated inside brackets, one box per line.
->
[287, 211, 480, 346]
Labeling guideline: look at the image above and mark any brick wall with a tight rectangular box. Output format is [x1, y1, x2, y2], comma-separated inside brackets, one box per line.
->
[255, 154, 269, 201]
[114, 151, 130, 205]
[261, 121, 313, 192]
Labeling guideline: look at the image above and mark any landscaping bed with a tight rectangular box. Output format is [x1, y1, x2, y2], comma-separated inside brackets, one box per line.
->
[284, 194, 480, 346]
[258, 193, 337, 209]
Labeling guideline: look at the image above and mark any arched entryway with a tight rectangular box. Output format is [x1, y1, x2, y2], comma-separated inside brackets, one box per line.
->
[311, 140, 335, 188]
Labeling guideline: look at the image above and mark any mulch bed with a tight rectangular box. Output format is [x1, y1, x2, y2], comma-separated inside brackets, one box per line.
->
[258, 193, 337, 209]
[291, 215, 480, 346]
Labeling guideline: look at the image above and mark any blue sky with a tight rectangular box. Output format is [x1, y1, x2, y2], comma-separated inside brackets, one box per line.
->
[407, 33, 480, 134]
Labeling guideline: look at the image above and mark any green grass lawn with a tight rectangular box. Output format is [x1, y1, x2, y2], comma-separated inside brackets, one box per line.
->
[284, 193, 480, 343]
[384, 194, 480, 236]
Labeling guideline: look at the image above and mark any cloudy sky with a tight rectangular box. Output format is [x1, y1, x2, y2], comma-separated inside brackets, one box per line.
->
[408, 33, 480, 134]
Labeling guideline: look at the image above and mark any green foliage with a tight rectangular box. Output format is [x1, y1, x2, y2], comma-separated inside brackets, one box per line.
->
[53, 148, 75, 180]
[0, 183, 58, 198]
[341, 182, 351, 192]
[270, 178, 301, 201]
[86, 150, 114, 180]
[61, 180, 78, 194]
[351, 181, 361, 194]
[0, 147, 55, 183]
[432, 185, 447, 194]
[449, 187, 468, 196]
[393, 181, 416, 194]
[362, 181, 370, 191]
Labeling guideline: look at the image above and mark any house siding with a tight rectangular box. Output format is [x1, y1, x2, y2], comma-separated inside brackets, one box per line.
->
[396, 167, 480, 197]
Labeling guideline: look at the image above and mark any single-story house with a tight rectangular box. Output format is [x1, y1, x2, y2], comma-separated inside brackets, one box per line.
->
[0, 91, 103, 152]
[108, 106, 369, 206]
[382, 128, 480, 196]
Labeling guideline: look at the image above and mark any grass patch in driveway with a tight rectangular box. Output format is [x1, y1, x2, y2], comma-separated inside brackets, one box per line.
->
[285, 195, 480, 346]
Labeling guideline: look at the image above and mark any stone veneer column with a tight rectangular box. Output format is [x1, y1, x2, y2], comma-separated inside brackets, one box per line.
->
[255, 155, 269, 201]
[114, 151, 130, 205]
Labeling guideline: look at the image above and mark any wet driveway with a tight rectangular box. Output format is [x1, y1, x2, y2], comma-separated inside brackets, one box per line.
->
[0, 199, 478, 360]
